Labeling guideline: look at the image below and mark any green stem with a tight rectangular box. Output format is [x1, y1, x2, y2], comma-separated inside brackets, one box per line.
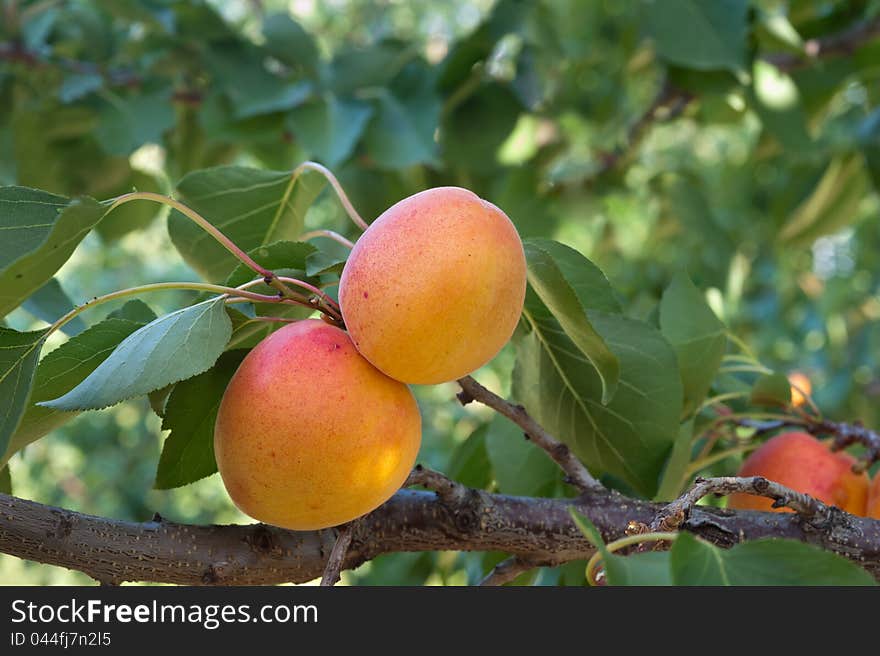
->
[299, 229, 355, 249]
[107, 192, 272, 278]
[686, 444, 761, 477]
[719, 365, 774, 375]
[47, 282, 286, 340]
[293, 161, 369, 231]
[697, 391, 748, 412]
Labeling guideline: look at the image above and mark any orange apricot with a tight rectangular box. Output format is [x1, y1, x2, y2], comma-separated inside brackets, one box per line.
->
[214, 319, 421, 530]
[728, 431, 868, 515]
[338, 187, 526, 385]
[788, 371, 812, 408]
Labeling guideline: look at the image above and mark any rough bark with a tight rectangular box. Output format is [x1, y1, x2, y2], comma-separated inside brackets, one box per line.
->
[2, 488, 879, 585]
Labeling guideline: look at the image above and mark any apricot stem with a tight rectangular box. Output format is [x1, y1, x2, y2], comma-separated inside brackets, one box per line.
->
[299, 229, 355, 249]
[107, 192, 273, 278]
[292, 161, 369, 231]
[45, 282, 289, 340]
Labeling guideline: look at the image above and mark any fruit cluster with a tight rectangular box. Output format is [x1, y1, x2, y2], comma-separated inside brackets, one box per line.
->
[213, 187, 527, 530]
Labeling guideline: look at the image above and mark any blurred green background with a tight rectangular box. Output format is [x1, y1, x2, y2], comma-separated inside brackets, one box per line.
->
[2, 0, 880, 584]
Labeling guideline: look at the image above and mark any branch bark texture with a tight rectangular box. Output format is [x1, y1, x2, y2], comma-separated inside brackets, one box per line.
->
[2, 488, 879, 585]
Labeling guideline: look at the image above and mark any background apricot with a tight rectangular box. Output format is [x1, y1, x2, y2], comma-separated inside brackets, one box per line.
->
[788, 371, 812, 408]
[728, 431, 868, 515]
[868, 474, 880, 519]
[338, 186, 526, 385]
[214, 320, 421, 530]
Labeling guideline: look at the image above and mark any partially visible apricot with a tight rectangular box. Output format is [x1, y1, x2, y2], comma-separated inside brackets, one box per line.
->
[868, 473, 880, 520]
[728, 431, 868, 515]
[338, 186, 526, 385]
[214, 320, 421, 530]
[788, 371, 812, 408]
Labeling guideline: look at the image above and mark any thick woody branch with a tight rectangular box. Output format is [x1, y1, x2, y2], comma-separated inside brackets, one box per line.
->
[3, 487, 879, 585]
[651, 476, 830, 532]
[457, 376, 602, 492]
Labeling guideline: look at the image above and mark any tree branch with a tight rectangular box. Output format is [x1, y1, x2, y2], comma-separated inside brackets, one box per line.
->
[457, 376, 602, 492]
[2, 486, 879, 585]
[650, 476, 831, 532]
[763, 17, 880, 72]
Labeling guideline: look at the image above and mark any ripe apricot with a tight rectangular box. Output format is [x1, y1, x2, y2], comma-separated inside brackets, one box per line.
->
[338, 187, 526, 385]
[214, 319, 421, 530]
[868, 474, 880, 519]
[788, 371, 811, 408]
[728, 431, 868, 515]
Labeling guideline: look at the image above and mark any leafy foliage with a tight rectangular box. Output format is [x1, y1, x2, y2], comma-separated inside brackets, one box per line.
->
[2, 0, 880, 586]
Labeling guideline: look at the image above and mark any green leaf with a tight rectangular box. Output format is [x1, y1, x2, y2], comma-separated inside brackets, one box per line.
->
[0, 464, 10, 495]
[655, 419, 695, 501]
[748, 61, 812, 154]
[262, 13, 319, 73]
[155, 350, 247, 489]
[169, 166, 324, 282]
[642, 0, 748, 73]
[860, 108, 880, 193]
[750, 372, 791, 407]
[778, 154, 869, 246]
[671, 534, 876, 586]
[6, 312, 155, 461]
[40, 298, 232, 411]
[659, 272, 726, 416]
[568, 508, 605, 548]
[523, 239, 620, 403]
[604, 551, 673, 586]
[362, 63, 441, 169]
[305, 240, 349, 276]
[446, 425, 492, 490]
[514, 303, 682, 498]
[0, 328, 47, 457]
[95, 169, 163, 241]
[21, 278, 86, 336]
[288, 96, 373, 167]
[225, 306, 274, 351]
[107, 299, 157, 324]
[442, 83, 521, 174]
[95, 86, 176, 156]
[0, 189, 107, 319]
[59, 72, 104, 103]
[224, 240, 317, 288]
[485, 414, 559, 496]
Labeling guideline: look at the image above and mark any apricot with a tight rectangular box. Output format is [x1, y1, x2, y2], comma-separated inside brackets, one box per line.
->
[728, 431, 868, 515]
[788, 371, 811, 408]
[214, 319, 421, 530]
[338, 187, 526, 385]
[868, 474, 880, 519]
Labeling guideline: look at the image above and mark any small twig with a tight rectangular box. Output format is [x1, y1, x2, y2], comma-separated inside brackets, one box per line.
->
[457, 376, 602, 492]
[651, 476, 831, 533]
[404, 465, 469, 506]
[479, 556, 537, 586]
[320, 522, 357, 587]
[763, 17, 880, 72]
